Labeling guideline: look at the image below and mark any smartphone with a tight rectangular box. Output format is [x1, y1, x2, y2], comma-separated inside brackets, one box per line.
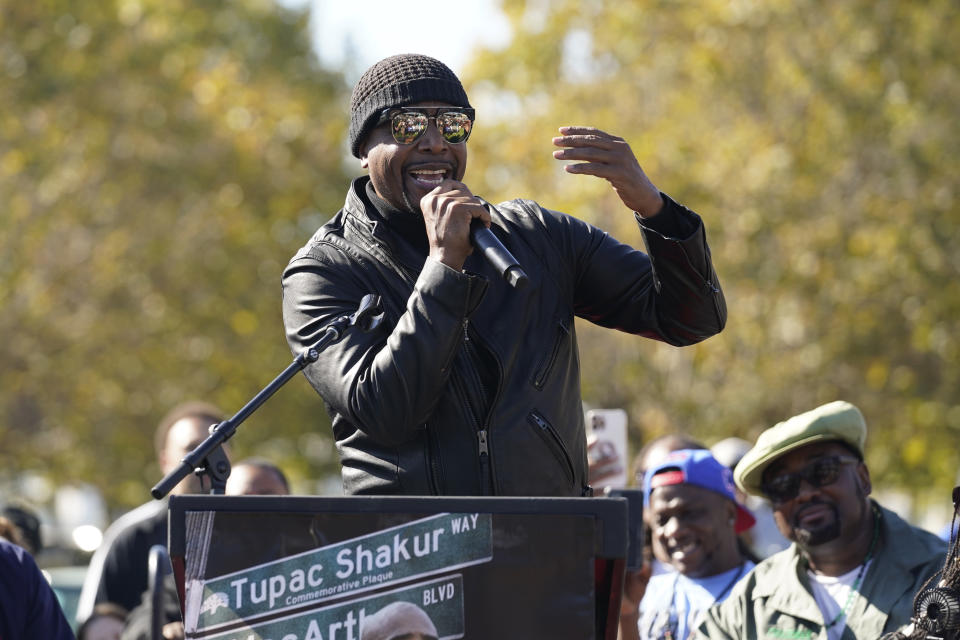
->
[586, 408, 629, 489]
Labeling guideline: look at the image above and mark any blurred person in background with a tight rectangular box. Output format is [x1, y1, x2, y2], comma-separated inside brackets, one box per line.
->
[589, 432, 708, 581]
[711, 436, 789, 560]
[0, 514, 29, 549]
[77, 602, 126, 640]
[633, 433, 709, 576]
[635, 434, 708, 483]
[121, 458, 292, 640]
[620, 449, 756, 640]
[596, 434, 706, 635]
[224, 457, 291, 496]
[1, 501, 43, 555]
[77, 401, 228, 621]
[696, 401, 946, 640]
[0, 537, 75, 639]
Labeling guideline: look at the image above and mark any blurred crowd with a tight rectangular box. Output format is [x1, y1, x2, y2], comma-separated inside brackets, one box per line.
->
[587, 401, 957, 640]
[1, 401, 290, 640]
[2, 399, 956, 640]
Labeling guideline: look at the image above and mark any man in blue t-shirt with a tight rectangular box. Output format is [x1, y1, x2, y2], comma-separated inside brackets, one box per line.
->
[0, 538, 75, 639]
[620, 449, 756, 640]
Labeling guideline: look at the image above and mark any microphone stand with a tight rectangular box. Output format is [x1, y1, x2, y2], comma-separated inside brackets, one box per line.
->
[148, 544, 171, 640]
[151, 294, 384, 499]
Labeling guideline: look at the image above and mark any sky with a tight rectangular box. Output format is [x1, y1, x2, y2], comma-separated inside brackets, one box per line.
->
[281, 0, 513, 81]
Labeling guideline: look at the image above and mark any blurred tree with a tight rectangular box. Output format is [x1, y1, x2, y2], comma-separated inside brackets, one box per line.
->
[0, 0, 352, 508]
[3, 0, 958, 519]
[461, 0, 960, 504]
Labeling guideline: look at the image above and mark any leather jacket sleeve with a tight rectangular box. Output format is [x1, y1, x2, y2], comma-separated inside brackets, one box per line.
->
[281, 190, 725, 459]
[541, 194, 726, 345]
[283, 250, 487, 446]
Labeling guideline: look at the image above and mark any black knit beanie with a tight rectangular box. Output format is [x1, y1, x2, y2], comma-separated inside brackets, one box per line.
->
[348, 53, 472, 158]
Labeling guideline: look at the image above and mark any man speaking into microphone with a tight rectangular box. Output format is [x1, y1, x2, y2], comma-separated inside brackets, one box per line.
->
[282, 54, 726, 497]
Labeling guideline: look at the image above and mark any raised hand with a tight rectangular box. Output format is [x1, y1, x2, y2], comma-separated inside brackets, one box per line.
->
[552, 126, 664, 218]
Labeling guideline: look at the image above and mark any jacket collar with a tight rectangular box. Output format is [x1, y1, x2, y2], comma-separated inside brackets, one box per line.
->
[850, 502, 946, 638]
[752, 549, 821, 624]
[344, 176, 378, 233]
[342, 176, 428, 276]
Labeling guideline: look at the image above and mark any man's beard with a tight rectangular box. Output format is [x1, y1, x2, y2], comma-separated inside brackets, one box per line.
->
[792, 502, 842, 546]
[402, 188, 419, 216]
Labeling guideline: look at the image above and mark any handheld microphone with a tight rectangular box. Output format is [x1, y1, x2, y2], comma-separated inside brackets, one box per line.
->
[470, 218, 529, 289]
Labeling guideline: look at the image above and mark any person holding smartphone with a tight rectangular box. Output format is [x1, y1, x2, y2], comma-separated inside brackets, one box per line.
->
[282, 54, 726, 497]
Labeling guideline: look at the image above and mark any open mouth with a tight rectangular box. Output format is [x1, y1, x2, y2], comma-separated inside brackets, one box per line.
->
[407, 166, 451, 190]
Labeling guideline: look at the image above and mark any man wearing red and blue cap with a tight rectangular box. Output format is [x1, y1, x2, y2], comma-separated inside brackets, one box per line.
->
[620, 448, 756, 640]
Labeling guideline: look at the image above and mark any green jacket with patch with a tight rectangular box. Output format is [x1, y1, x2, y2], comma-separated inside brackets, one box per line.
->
[695, 502, 946, 640]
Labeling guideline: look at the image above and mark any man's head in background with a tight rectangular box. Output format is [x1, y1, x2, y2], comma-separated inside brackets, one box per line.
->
[735, 400, 871, 551]
[153, 401, 227, 495]
[632, 434, 707, 568]
[643, 449, 755, 577]
[226, 458, 290, 496]
[76, 602, 126, 640]
[633, 434, 707, 486]
[0, 503, 42, 554]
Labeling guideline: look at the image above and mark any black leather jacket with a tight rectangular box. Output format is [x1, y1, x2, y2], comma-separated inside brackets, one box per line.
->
[282, 177, 726, 496]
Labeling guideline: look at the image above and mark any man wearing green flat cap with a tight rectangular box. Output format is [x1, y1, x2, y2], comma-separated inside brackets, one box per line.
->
[695, 400, 945, 640]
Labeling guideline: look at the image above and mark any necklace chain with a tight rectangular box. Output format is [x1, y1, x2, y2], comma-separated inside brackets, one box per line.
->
[715, 561, 747, 603]
[824, 505, 881, 629]
[659, 562, 746, 639]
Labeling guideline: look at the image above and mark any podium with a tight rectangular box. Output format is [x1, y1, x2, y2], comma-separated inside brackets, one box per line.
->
[168, 495, 630, 639]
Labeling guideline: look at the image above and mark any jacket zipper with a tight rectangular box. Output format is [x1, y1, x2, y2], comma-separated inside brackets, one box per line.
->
[527, 409, 576, 485]
[673, 231, 725, 331]
[349, 217, 460, 494]
[702, 234, 725, 328]
[533, 317, 570, 390]
[477, 429, 490, 495]
[449, 365, 491, 495]
[462, 317, 502, 494]
[349, 214, 505, 494]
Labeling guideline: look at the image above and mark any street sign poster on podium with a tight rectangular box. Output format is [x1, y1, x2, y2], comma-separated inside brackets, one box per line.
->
[167, 495, 628, 639]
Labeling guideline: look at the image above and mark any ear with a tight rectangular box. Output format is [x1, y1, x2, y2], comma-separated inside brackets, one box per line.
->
[725, 500, 738, 526]
[856, 462, 872, 496]
[358, 139, 371, 168]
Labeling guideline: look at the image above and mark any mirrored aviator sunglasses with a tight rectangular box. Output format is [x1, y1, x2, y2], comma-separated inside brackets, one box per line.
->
[761, 455, 860, 503]
[377, 107, 475, 145]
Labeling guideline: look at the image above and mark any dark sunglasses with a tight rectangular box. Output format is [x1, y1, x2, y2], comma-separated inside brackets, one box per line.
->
[762, 455, 860, 503]
[376, 107, 475, 145]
